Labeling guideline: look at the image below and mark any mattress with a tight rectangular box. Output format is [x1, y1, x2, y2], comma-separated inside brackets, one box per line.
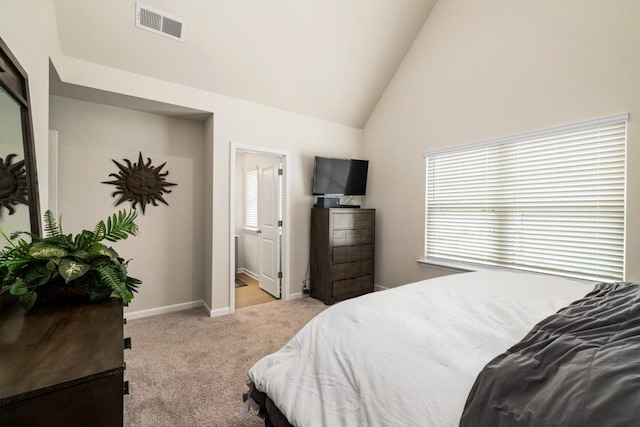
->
[247, 270, 592, 426]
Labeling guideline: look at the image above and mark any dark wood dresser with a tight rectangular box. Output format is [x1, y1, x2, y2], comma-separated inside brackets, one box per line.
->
[0, 300, 128, 426]
[310, 208, 375, 304]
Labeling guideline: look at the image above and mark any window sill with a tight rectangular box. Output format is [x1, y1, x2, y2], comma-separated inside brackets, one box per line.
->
[417, 258, 600, 285]
[417, 258, 525, 275]
[416, 258, 474, 273]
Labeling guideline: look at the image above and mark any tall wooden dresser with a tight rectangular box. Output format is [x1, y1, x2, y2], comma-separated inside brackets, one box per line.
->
[310, 208, 375, 304]
[0, 300, 128, 426]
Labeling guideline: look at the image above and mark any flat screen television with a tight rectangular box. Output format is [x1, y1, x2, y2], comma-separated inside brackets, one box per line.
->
[312, 156, 369, 196]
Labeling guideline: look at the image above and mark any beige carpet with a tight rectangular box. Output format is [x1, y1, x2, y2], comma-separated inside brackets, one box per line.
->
[124, 298, 326, 426]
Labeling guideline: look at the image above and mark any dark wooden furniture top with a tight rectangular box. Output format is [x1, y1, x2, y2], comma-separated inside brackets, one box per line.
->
[0, 300, 125, 426]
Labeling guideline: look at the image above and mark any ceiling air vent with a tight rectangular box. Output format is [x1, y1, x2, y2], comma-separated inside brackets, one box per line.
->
[135, 3, 185, 42]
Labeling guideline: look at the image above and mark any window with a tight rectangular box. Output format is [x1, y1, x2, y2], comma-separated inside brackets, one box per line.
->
[245, 169, 258, 229]
[424, 114, 628, 282]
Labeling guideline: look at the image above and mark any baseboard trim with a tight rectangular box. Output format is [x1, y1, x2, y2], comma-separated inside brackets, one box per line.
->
[124, 294, 317, 320]
[238, 268, 259, 281]
[202, 299, 230, 317]
[209, 306, 231, 317]
[125, 300, 206, 320]
[287, 292, 304, 300]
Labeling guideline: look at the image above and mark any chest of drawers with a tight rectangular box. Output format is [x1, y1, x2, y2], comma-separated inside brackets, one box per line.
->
[310, 208, 375, 304]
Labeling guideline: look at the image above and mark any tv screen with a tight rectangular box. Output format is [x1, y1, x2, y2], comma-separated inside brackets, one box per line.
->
[312, 156, 369, 196]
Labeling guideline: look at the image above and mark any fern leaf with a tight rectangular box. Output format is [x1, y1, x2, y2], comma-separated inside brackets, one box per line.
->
[43, 210, 62, 237]
[0, 258, 33, 269]
[92, 221, 107, 245]
[125, 275, 141, 294]
[73, 230, 97, 251]
[0, 227, 14, 250]
[96, 264, 133, 302]
[0, 229, 31, 256]
[104, 210, 139, 242]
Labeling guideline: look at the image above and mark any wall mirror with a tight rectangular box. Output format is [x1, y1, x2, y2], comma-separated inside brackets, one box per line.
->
[0, 37, 41, 248]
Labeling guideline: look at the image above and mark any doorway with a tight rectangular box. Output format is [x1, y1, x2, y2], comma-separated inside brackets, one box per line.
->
[229, 143, 290, 313]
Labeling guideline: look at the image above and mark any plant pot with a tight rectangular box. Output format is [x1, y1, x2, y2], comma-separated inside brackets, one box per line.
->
[33, 279, 91, 308]
[0, 286, 18, 313]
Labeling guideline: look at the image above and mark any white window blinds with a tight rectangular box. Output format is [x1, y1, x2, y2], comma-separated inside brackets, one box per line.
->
[245, 169, 258, 228]
[425, 114, 628, 282]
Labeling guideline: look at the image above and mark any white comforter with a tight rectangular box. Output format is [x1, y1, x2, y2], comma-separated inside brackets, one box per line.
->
[248, 271, 591, 427]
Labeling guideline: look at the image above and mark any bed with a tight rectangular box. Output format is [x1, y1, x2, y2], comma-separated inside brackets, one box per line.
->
[244, 270, 640, 426]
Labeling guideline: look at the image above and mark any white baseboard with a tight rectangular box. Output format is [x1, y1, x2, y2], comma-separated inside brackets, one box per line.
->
[287, 292, 305, 300]
[374, 284, 388, 292]
[125, 292, 314, 320]
[125, 300, 206, 320]
[238, 268, 259, 281]
[201, 299, 231, 317]
[209, 306, 231, 317]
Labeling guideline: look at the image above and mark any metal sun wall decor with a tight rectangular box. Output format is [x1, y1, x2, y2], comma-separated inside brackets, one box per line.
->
[102, 152, 177, 214]
[0, 153, 29, 215]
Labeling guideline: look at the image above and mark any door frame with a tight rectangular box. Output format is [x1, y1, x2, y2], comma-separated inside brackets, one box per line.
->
[229, 142, 290, 313]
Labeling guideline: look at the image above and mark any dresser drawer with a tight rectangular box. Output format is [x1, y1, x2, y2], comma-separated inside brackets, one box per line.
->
[332, 275, 374, 298]
[333, 244, 373, 263]
[332, 212, 374, 230]
[332, 259, 373, 281]
[332, 229, 372, 246]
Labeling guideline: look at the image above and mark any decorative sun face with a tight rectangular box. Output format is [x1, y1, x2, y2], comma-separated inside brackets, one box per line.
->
[0, 153, 28, 215]
[102, 152, 177, 214]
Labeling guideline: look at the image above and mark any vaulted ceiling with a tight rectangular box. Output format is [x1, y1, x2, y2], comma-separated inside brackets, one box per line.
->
[52, 0, 437, 128]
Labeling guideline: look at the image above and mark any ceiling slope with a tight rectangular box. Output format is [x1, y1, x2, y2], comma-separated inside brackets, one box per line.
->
[53, 0, 436, 128]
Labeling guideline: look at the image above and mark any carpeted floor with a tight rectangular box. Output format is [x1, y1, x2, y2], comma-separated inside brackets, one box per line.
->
[124, 297, 327, 426]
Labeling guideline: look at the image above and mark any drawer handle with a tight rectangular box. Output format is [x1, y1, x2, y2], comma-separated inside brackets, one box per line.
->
[123, 317, 127, 325]
[124, 337, 132, 349]
[123, 381, 130, 395]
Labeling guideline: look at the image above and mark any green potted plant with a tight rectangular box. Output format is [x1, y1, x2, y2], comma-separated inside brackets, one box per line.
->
[0, 209, 141, 312]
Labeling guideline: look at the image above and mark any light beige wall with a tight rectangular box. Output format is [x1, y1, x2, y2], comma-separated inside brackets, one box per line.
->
[0, 0, 55, 215]
[49, 96, 205, 313]
[49, 55, 363, 313]
[364, 0, 640, 286]
[202, 115, 214, 309]
[6, 2, 363, 314]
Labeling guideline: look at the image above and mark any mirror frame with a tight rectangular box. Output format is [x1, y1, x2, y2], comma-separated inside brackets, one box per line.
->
[0, 37, 41, 235]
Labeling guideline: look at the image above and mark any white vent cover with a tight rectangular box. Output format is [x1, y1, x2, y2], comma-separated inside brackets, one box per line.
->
[135, 3, 185, 42]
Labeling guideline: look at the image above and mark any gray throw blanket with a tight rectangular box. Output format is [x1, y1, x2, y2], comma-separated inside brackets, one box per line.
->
[460, 281, 640, 427]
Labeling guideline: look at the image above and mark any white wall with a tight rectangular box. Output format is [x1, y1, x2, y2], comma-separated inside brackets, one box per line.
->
[49, 96, 205, 313]
[202, 114, 214, 309]
[364, 0, 640, 286]
[47, 61, 362, 315]
[1, 6, 361, 315]
[0, 0, 56, 218]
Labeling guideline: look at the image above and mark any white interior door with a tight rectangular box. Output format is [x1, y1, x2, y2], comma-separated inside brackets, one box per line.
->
[257, 157, 281, 298]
